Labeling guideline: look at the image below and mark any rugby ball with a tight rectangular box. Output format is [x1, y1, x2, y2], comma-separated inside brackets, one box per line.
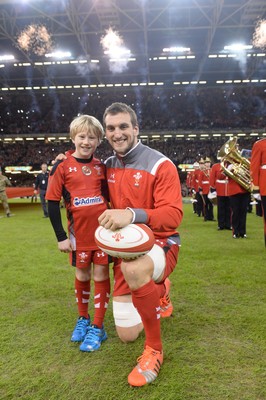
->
[95, 224, 155, 259]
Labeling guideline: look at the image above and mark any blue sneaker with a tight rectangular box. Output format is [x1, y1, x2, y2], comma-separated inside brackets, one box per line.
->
[71, 317, 90, 342]
[79, 325, 107, 352]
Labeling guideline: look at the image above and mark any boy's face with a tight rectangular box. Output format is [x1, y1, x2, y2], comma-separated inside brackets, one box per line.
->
[72, 130, 100, 159]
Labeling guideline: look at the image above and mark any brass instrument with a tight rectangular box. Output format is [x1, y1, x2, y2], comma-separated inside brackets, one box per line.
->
[217, 136, 251, 192]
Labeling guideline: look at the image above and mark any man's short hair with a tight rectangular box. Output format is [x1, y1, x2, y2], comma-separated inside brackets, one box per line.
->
[103, 102, 138, 128]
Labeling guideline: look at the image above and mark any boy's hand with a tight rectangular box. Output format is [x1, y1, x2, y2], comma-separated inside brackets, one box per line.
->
[98, 209, 133, 231]
[58, 238, 73, 253]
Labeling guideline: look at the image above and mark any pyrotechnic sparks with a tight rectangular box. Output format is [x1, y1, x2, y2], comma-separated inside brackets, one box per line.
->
[100, 27, 124, 53]
[252, 19, 266, 49]
[17, 24, 53, 56]
[100, 27, 131, 73]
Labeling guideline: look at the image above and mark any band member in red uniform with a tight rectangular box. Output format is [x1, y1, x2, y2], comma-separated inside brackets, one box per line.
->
[192, 159, 204, 217]
[186, 168, 192, 191]
[250, 137, 266, 246]
[209, 162, 231, 230]
[99, 102, 183, 387]
[198, 157, 214, 221]
[187, 162, 199, 214]
[46, 115, 111, 352]
[225, 162, 250, 238]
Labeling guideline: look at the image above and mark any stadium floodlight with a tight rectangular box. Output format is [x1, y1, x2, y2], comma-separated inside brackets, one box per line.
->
[163, 47, 190, 53]
[224, 44, 252, 51]
[0, 54, 14, 61]
[45, 51, 72, 59]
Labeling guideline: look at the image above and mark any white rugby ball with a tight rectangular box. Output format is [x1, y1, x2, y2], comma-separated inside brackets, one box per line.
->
[95, 223, 155, 259]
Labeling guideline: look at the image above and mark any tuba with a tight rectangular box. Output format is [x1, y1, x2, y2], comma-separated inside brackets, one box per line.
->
[217, 136, 251, 192]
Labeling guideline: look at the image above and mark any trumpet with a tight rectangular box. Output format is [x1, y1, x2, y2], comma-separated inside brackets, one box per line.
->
[217, 136, 252, 192]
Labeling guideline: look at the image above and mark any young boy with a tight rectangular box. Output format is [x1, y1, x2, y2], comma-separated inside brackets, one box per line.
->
[46, 114, 110, 352]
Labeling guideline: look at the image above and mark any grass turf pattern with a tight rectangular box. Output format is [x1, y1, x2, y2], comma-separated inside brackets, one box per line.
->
[0, 200, 265, 399]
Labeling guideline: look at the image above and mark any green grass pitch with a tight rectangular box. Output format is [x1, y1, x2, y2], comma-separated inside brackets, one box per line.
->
[0, 199, 265, 400]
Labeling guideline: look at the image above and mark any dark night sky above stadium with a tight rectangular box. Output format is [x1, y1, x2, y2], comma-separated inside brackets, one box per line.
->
[0, 0, 266, 88]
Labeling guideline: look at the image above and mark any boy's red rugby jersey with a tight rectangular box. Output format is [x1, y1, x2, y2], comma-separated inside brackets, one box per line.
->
[46, 156, 108, 250]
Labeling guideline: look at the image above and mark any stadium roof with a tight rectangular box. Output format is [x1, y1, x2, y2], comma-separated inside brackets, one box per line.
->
[0, 0, 266, 87]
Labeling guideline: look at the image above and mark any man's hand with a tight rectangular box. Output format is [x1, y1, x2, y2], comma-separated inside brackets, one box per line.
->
[98, 209, 133, 231]
[52, 153, 67, 165]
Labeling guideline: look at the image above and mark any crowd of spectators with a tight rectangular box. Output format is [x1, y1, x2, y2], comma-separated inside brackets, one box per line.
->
[0, 85, 265, 187]
[1, 86, 266, 135]
[0, 136, 260, 187]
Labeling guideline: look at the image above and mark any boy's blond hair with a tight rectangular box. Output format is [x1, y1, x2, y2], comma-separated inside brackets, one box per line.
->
[69, 114, 104, 141]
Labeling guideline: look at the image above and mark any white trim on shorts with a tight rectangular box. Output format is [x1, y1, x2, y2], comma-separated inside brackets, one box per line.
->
[113, 300, 142, 328]
[147, 243, 166, 282]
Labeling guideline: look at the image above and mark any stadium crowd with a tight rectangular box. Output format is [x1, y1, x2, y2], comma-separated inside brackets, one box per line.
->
[0, 136, 259, 187]
[1, 86, 265, 135]
[0, 85, 265, 187]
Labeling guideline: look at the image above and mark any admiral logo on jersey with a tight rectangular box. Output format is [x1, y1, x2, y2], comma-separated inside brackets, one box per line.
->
[74, 196, 103, 207]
